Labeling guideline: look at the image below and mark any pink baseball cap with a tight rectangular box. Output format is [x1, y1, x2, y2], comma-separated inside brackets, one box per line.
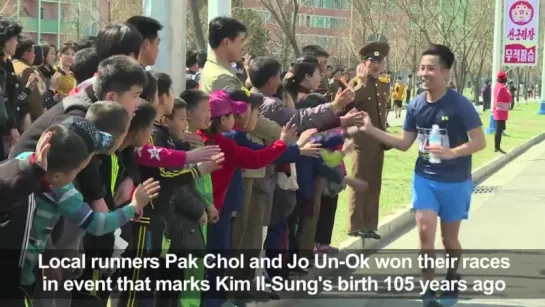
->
[209, 89, 249, 118]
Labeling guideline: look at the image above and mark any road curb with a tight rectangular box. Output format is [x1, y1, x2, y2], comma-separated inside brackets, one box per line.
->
[254, 132, 545, 307]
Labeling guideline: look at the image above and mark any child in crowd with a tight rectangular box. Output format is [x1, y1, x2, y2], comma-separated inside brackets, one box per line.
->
[180, 90, 219, 307]
[71, 101, 157, 306]
[292, 132, 367, 260]
[315, 135, 353, 254]
[158, 97, 218, 307]
[198, 89, 293, 219]
[1, 97, 132, 302]
[128, 72, 220, 170]
[266, 126, 367, 278]
[222, 89, 324, 303]
[114, 74, 222, 307]
[161, 98, 189, 143]
[197, 89, 297, 307]
[34, 101, 132, 307]
[5, 117, 159, 306]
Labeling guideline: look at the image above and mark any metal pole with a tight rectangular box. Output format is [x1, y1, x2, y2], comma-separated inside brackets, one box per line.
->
[37, 0, 42, 44]
[57, 0, 61, 47]
[349, 0, 353, 66]
[16, 0, 20, 20]
[207, 0, 232, 54]
[487, 0, 503, 134]
[537, 1, 545, 114]
[143, 0, 186, 94]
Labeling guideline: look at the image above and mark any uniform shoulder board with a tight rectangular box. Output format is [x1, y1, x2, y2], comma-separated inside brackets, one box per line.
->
[378, 76, 389, 83]
[350, 77, 359, 85]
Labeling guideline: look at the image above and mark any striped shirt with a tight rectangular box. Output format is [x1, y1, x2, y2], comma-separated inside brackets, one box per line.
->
[17, 152, 136, 285]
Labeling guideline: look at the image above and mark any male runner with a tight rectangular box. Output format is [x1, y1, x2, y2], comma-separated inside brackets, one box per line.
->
[359, 44, 486, 307]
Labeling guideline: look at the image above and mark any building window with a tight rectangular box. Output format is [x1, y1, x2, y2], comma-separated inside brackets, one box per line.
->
[317, 0, 347, 9]
[40, 7, 44, 19]
[306, 15, 311, 27]
[316, 16, 324, 28]
[301, 0, 315, 7]
[252, 9, 272, 23]
[298, 14, 305, 27]
[325, 17, 332, 28]
[309, 16, 349, 28]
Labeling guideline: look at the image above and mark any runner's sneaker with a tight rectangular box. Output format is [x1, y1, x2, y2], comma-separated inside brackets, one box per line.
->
[439, 274, 461, 307]
[423, 289, 440, 307]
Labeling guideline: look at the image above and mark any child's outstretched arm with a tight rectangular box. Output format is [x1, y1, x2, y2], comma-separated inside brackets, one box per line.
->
[134, 143, 221, 168]
[227, 125, 295, 169]
[57, 179, 160, 236]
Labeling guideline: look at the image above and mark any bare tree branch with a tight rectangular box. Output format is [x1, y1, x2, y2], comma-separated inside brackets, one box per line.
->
[261, 0, 301, 57]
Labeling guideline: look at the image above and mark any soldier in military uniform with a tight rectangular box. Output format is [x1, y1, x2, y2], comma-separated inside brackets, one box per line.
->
[347, 41, 390, 239]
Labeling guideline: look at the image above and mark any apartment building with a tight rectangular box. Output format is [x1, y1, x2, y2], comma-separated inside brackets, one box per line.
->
[2, 0, 102, 45]
[243, 0, 351, 53]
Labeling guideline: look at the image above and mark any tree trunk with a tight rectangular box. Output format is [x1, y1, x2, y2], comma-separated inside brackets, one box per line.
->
[524, 70, 529, 101]
[190, 0, 206, 50]
[472, 75, 481, 105]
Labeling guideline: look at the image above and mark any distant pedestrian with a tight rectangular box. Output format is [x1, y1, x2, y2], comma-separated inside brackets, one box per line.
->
[481, 80, 491, 111]
[509, 81, 516, 110]
[493, 71, 511, 154]
[392, 77, 407, 118]
[405, 74, 413, 104]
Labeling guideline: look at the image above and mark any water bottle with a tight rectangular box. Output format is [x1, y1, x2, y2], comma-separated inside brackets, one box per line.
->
[428, 125, 442, 164]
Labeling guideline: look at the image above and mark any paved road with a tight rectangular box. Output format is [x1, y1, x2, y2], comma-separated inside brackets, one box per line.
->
[270, 140, 545, 307]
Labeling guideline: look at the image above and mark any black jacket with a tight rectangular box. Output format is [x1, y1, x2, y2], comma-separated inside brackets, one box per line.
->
[0, 154, 44, 213]
[138, 123, 200, 218]
[9, 86, 140, 202]
[165, 140, 207, 254]
[136, 123, 201, 255]
[97, 148, 134, 210]
[41, 89, 60, 110]
[0, 58, 31, 131]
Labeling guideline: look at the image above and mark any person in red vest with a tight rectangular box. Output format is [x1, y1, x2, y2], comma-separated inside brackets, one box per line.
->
[493, 71, 511, 154]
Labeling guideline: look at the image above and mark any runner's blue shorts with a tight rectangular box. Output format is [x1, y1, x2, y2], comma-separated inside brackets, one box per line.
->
[412, 174, 473, 222]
